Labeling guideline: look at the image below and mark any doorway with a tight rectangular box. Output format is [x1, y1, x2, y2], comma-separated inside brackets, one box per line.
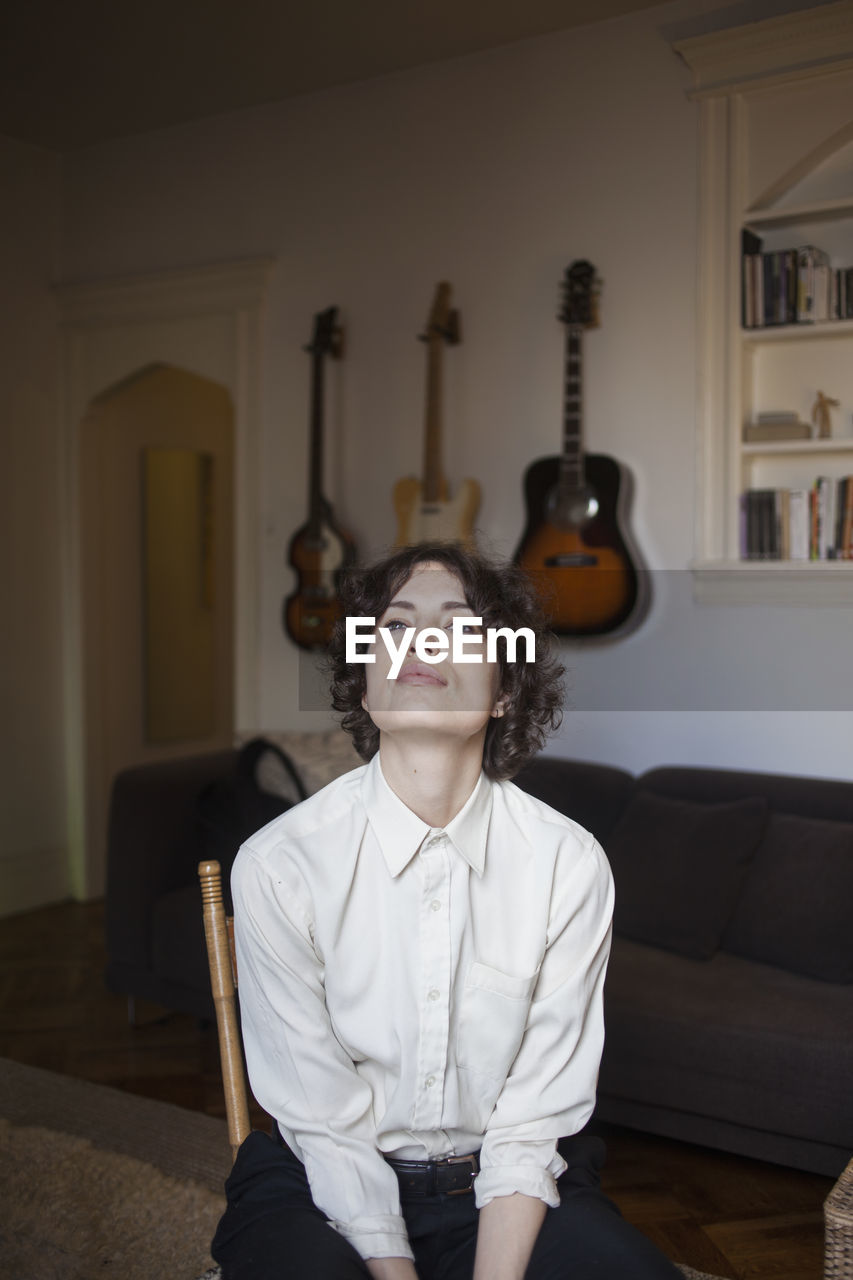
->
[79, 363, 234, 895]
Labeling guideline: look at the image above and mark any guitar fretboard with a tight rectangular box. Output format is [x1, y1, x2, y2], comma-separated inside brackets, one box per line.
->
[308, 350, 325, 535]
[560, 327, 583, 492]
[423, 333, 446, 505]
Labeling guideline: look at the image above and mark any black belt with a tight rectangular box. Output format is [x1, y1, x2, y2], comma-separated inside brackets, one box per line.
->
[385, 1151, 480, 1197]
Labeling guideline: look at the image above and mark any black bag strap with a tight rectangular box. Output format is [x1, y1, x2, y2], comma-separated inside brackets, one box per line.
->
[236, 737, 308, 803]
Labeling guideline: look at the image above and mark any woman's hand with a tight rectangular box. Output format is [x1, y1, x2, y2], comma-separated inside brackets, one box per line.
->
[366, 1257, 420, 1280]
[473, 1192, 547, 1280]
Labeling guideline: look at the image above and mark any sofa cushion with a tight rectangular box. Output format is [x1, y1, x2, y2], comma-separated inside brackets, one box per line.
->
[151, 882, 211, 999]
[600, 937, 853, 1154]
[605, 790, 767, 960]
[722, 811, 853, 982]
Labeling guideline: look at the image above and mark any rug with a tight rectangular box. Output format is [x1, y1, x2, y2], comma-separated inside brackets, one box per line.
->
[0, 1116, 224, 1279]
[0, 1059, 732, 1280]
[0, 1057, 231, 1279]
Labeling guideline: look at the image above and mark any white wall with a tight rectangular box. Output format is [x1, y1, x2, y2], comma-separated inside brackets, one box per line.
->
[56, 0, 853, 785]
[4, 0, 848, 916]
[0, 136, 68, 913]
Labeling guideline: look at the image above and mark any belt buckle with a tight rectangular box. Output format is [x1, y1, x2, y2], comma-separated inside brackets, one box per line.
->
[444, 1152, 479, 1196]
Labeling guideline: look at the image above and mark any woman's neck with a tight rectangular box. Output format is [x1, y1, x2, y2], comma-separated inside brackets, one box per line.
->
[378, 730, 486, 828]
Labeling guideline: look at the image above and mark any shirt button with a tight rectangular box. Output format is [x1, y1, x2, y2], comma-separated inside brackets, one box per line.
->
[428, 988, 440, 1001]
[430, 899, 441, 912]
[425, 1076, 436, 1088]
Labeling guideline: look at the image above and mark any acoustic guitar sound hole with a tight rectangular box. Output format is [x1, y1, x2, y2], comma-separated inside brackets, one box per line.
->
[546, 485, 599, 530]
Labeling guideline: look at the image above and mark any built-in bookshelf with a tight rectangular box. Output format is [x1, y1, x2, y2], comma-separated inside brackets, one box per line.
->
[675, 1, 853, 604]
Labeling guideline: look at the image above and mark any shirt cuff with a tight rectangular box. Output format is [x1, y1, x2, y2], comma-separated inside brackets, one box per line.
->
[330, 1214, 414, 1262]
[474, 1159, 565, 1211]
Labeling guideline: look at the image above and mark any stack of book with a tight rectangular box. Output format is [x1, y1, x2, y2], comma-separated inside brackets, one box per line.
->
[742, 231, 853, 328]
[743, 411, 812, 443]
[740, 476, 853, 560]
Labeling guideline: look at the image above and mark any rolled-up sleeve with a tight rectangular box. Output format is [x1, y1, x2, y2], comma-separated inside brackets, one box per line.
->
[474, 836, 614, 1209]
[232, 845, 413, 1261]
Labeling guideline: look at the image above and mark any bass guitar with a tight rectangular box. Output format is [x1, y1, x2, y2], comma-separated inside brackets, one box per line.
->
[514, 261, 642, 637]
[393, 282, 480, 548]
[283, 306, 356, 650]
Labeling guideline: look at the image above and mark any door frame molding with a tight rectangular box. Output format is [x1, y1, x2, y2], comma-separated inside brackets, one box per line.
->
[55, 256, 274, 896]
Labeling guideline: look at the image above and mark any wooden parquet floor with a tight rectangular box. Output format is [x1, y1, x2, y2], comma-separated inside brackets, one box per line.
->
[0, 898, 834, 1279]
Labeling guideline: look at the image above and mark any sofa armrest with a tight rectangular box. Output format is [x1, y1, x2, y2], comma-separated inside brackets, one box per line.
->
[105, 749, 238, 985]
[514, 755, 635, 844]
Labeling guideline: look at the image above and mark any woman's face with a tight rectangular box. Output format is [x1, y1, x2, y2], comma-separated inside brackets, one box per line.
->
[361, 561, 504, 742]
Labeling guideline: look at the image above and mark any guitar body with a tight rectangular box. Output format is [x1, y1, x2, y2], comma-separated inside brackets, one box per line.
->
[515, 453, 639, 636]
[393, 282, 481, 552]
[283, 306, 356, 652]
[393, 474, 480, 550]
[284, 501, 356, 650]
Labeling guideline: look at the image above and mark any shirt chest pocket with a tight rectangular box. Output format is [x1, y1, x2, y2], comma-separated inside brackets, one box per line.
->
[455, 961, 539, 1084]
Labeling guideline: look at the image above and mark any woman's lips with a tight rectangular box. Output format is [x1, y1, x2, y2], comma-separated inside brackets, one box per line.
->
[395, 663, 447, 686]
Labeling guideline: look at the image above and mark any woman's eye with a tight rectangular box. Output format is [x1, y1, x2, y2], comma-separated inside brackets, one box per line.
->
[383, 618, 407, 632]
[456, 620, 482, 634]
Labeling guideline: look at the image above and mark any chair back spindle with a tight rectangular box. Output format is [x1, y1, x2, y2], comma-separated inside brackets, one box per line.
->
[198, 859, 251, 1159]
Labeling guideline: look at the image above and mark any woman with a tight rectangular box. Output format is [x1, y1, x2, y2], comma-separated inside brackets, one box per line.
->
[212, 542, 681, 1280]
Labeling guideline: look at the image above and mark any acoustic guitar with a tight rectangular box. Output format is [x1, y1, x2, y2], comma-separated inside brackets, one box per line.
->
[283, 306, 356, 651]
[514, 261, 641, 637]
[393, 282, 480, 549]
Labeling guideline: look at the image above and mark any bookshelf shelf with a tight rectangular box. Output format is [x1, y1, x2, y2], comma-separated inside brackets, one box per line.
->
[691, 559, 853, 606]
[741, 438, 853, 457]
[744, 197, 853, 230]
[676, 5, 853, 602]
[741, 319, 853, 344]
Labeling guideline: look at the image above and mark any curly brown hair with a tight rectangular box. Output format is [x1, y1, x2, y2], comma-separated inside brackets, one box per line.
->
[327, 542, 565, 781]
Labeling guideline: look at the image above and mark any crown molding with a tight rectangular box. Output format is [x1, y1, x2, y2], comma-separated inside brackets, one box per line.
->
[673, 0, 853, 96]
[54, 257, 275, 327]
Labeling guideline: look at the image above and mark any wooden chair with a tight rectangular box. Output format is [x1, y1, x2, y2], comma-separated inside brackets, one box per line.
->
[198, 859, 251, 1160]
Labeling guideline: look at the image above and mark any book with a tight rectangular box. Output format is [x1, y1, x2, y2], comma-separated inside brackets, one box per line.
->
[814, 476, 834, 560]
[741, 479, 853, 562]
[743, 421, 811, 442]
[743, 240, 851, 327]
[788, 489, 810, 560]
[835, 476, 850, 560]
[777, 489, 790, 559]
[741, 229, 763, 328]
[835, 476, 848, 557]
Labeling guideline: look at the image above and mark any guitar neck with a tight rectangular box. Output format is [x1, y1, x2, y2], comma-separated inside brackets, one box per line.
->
[307, 350, 325, 533]
[422, 334, 445, 503]
[560, 325, 584, 490]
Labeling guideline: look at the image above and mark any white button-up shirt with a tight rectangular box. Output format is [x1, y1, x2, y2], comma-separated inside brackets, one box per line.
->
[232, 753, 613, 1262]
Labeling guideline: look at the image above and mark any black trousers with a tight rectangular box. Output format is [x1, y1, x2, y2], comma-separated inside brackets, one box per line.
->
[211, 1131, 683, 1279]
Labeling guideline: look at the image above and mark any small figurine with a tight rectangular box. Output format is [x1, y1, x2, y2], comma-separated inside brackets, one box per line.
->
[811, 391, 839, 439]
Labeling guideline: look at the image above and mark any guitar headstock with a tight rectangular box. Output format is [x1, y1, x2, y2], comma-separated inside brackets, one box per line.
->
[305, 306, 343, 359]
[560, 261, 601, 329]
[421, 281, 460, 345]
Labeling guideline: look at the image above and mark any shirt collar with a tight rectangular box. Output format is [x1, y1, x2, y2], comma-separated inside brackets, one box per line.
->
[362, 753, 493, 879]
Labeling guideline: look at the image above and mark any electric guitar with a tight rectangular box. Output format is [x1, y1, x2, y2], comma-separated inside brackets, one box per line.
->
[393, 282, 480, 548]
[283, 307, 356, 650]
[514, 261, 641, 637]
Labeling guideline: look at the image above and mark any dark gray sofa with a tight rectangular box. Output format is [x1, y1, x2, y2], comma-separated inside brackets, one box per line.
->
[105, 745, 853, 1177]
[516, 758, 853, 1179]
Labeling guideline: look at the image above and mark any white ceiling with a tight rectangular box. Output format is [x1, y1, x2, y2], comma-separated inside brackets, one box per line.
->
[2, 0, 667, 150]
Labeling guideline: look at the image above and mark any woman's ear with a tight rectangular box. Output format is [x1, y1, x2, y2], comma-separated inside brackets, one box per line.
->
[491, 697, 507, 719]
